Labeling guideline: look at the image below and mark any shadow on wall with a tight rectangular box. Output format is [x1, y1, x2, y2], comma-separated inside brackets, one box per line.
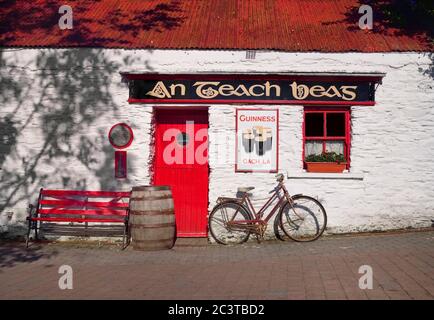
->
[94, 136, 139, 190]
[0, 1, 188, 216]
[419, 52, 434, 82]
[0, 48, 153, 215]
[0, 116, 18, 169]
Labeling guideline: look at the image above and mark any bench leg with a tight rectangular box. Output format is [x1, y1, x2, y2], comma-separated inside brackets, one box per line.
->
[122, 222, 127, 250]
[34, 221, 39, 241]
[25, 219, 32, 248]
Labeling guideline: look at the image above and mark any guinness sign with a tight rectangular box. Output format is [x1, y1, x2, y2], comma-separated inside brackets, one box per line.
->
[124, 73, 383, 105]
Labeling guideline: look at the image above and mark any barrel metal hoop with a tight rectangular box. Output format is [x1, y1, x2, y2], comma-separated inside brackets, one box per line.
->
[132, 186, 171, 191]
[130, 195, 172, 201]
[129, 209, 174, 216]
[131, 222, 175, 229]
[132, 238, 175, 243]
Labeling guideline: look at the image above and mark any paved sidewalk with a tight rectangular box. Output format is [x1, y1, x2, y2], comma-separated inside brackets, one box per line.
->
[1, 231, 433, 299]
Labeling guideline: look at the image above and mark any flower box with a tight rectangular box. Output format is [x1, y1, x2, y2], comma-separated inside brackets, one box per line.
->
[305, 162, 347, 173]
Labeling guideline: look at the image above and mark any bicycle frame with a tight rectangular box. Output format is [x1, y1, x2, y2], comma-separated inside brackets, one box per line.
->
[226, 181, 293, 226]
[211, 176, 327, 243]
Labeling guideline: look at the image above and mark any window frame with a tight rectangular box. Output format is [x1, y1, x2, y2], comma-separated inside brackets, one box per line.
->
[303, 107, 351, 170]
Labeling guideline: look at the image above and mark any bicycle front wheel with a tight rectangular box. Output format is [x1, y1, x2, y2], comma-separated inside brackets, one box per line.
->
[209, 202, 252, 245]
[279, 195, 327, 242]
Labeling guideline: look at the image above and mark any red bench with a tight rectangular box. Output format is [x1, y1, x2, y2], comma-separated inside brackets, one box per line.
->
[26, 189, 131, 248]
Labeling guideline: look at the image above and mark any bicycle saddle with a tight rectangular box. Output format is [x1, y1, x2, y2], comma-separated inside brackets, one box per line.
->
[237, 187, 255, 193]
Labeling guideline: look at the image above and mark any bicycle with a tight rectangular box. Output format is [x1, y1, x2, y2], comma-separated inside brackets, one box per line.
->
[208, 173, 327, 245]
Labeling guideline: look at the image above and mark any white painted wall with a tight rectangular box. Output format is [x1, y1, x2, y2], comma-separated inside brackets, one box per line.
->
[0, 48, 433, 236]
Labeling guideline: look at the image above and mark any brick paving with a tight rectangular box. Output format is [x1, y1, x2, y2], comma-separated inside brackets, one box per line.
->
[0, 230, 433, 300]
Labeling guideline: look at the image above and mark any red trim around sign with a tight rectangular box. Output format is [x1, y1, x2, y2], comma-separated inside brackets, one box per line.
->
[235, 108, 279, 173]
[109, 123, 134, 149]
[123, 73, 383, 82]
[128, 98, 375, 106]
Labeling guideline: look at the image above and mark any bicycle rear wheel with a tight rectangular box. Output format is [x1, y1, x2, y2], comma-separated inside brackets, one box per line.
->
[209, 202, 252, 245]
[279, 195, 327, 242]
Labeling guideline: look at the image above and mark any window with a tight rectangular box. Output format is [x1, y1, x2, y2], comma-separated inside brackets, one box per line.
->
[176, 132, 190, 147]
[303, 108, 351, 169]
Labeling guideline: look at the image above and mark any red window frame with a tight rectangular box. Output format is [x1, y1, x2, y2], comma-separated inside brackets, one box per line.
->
[303, 107, 351, 170]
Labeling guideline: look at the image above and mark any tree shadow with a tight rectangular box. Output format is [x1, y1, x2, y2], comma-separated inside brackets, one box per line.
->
[419, 52, 434, 81]
[0, 116, 18, 170]
[1, 49, 121, 214]
[0, 0, 60, 44]
[0, 48, 153, 243]
[323, 0, 433, 39]
[0, 46, 159, 229]
[0, 3, 188, 243]
[111, 1, 185, 35]
[322, 0, 433, 79]
[0, 242, 58, 269]
[0, 0, 186, 47]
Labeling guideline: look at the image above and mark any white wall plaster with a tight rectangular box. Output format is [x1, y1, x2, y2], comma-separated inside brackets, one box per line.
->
[0, 48, 433, 238]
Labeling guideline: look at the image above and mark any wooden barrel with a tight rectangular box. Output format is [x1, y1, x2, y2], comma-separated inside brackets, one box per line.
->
[129, 186, 176, 251]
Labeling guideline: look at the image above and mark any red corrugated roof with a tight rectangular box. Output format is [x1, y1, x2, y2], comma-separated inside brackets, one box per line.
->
[0, 0, 432, 52]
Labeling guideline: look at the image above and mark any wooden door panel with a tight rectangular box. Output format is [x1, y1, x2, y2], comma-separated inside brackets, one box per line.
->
[154, 109, 208, 237]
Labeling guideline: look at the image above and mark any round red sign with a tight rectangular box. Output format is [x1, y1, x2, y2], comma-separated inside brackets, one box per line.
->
[108, 123, 133, 149]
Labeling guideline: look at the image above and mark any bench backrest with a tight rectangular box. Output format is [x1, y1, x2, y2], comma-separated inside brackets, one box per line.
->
[36, 189, 131, 222]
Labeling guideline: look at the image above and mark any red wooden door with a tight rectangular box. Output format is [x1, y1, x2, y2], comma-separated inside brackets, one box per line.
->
[154, 109, 209, 237]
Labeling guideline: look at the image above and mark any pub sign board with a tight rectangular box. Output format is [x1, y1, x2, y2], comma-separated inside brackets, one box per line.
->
[124, 74, 383, 105]
[236, 109, 278, 173]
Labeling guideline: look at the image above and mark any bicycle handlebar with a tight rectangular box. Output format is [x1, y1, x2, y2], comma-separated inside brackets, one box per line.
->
[275, 173, 284, 182]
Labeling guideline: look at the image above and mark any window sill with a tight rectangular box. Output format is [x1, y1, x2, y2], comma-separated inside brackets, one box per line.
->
[287, 171, 364, 180]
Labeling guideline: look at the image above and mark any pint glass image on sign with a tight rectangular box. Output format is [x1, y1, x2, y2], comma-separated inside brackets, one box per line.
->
[242, 127, 273, 155]
[236, 109, 278, 172]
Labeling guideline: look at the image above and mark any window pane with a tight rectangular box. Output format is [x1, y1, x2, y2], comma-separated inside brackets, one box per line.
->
[326, 113, 345, 137]
[305, 113, 324, 137]
[305, 140, 323, 156]
[325, 140, 344, 156]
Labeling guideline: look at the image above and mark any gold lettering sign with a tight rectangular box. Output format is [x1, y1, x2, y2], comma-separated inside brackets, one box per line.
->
[145, 80, 359, 101]
[290, 82, 309, 100]
[290, 81, 357, 101]
[194, 82, 220, 99]
[147, 81, 172, 98]
[341, 86, 357, 101]
[193, 81, 274, 98]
